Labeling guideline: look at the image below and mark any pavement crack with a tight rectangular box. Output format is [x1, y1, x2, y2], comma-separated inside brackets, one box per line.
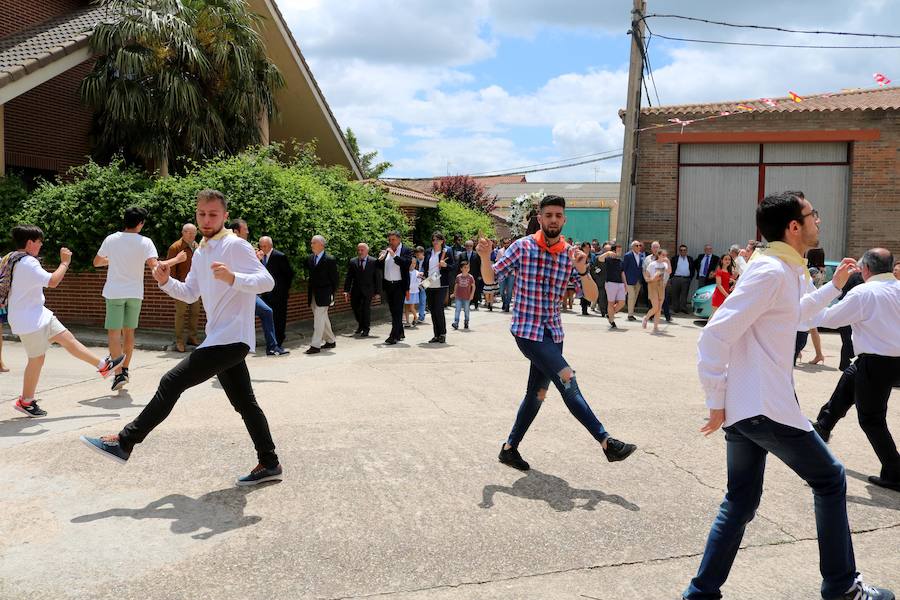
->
[321, 523, 900, 600]
[640, 447, 721, 492]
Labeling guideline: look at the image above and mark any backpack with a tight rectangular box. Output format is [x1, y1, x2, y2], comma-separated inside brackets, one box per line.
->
[0, 251, 29, 309]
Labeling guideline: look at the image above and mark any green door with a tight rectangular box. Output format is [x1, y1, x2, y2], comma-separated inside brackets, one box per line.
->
[561, 208, 610, 243]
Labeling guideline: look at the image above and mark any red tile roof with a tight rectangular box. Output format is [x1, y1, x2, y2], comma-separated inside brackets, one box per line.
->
[640, 86, 900, 116]
[0, 6, 110, 90]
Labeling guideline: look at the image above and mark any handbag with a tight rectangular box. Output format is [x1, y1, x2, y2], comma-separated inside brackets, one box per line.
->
[421, 249, 445, 289]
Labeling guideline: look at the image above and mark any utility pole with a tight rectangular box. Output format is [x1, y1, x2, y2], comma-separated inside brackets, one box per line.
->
[616, 0, 646, 245]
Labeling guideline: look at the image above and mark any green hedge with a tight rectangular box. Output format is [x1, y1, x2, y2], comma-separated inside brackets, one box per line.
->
[8, 146, 409, 278]
[415, 199, 495, 244]
[0, 175, 30, 253]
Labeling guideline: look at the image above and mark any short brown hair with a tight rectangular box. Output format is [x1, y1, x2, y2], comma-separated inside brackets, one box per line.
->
[197, 189, 228, 209]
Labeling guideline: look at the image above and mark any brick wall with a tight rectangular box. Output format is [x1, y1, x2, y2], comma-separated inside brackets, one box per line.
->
[0, 0, 88, 38]
[632, 110, 900, 258]
[43, 270, 382, 332]
[4, 59, 96, 177]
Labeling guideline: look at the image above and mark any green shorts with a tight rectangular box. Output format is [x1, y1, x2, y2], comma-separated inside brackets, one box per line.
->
[105, 298, 142, 330]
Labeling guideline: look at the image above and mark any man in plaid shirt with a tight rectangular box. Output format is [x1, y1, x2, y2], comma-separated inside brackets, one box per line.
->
[477, 195, 637, 470]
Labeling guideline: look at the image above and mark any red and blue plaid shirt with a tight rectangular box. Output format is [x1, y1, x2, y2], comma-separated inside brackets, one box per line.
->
[492, 236, 582, 342]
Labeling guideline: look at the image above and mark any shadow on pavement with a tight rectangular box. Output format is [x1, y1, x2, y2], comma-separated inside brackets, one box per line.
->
[78, 392, 145, 410]
[71, 483, 279, 539]
[0, 413, 120, 438]
[211, 378, 289, 389]
[846, 469, 900, 510]
[479, 470, 640, 513]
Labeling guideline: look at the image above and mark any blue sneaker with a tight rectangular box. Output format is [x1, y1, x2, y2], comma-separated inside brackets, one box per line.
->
[80, 435, 130, 464]
[236, 463, 283, 486]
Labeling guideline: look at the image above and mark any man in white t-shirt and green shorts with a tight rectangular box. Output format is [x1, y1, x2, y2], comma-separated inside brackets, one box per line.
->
[5, 225, 124, 417]
[94, 207, 160, 392]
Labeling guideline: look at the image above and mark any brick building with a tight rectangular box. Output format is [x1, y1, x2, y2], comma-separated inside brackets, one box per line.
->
[629, 87, 900, 260]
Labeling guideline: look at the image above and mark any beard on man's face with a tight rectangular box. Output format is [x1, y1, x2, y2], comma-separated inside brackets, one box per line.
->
[541, 224, 562, 239]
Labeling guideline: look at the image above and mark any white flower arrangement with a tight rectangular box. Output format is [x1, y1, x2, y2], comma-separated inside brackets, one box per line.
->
[506, 190, 544, 237]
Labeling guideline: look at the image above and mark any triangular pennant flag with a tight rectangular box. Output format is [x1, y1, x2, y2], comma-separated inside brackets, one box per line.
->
[788, 91, 804, 102]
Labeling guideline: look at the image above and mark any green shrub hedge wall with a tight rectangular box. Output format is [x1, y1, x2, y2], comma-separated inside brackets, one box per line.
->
[415, 199, 495, 245]
[8, 147, 409, 279]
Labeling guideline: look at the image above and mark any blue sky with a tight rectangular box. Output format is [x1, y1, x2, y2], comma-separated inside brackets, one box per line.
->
[278, 0, 899, 182]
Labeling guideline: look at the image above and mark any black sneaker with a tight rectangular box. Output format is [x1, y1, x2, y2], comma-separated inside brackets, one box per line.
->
[273, 346, 290, 356]
[111, 372, 128, 392]
[811, 420, 831, 443]
[868, 476, 900, 492]
[437, 335, 446, 343]
[603, 437, 637, 462]
[609, 321, 617, 329]
[428, 336, 440, 343]
[14, 398, 47, 418]
[97, 354, 126, 378]
[322, 341, 336, 349]
[464, 322, 469, 329]
[826, 577, 895, 600]
[498, 445, 530, 471]
[384, 337, 397, 345]
[452, 322, 459, 330]
[627, 315, 637, 322]
[80, 435, 130, 464]
[236, 463, 283, 486]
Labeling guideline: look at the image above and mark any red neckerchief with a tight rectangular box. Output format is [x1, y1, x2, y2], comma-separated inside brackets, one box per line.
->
[532, 230, 567, 255]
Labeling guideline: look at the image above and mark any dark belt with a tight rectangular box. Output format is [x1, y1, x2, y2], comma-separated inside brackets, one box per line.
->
[673, 275, 691, 278]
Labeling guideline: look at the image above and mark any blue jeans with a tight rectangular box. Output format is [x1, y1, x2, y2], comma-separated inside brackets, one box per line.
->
[499, 275, 515, 310]
[255, 296, 278, 352]
[418, 287, 427, 321]
[684, 416, 856, 600]
[507, 328, 609, 447]
[453, 298, 470, 325]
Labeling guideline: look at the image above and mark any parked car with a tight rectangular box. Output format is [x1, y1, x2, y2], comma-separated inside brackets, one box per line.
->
[691, 260, 840, 319]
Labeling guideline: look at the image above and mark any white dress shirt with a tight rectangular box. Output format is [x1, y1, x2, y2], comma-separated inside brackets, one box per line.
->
[161, 233, 274, 352]
[674, 255, 691, 277]
[383, 244, 403, 281]
[815, 273, 900, 357]
[697, 254, 841, 431]
[735, 254, 748, 274]
[429, 249, 440, 274]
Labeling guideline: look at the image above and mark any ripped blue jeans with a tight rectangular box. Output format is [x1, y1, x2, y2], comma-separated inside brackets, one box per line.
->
[507, 328, 609, 448]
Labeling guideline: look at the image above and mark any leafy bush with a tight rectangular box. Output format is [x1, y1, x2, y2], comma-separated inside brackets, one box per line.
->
[415, 199, 495, 244]
[0, 175, 29, 253]
[10, 146, 409, 278]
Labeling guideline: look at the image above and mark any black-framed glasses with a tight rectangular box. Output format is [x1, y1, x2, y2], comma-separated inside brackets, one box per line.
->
[800, 209, 819, 220]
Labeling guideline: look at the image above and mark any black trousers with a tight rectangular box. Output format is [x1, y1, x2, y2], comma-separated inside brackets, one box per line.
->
[383, 280, 405, 340]
[817, 355, 900, 480]
[118, 343, 279, 468]
[270, 294, 288, 346]
[350, 291, 372, 332]
[838, 325, 855, 371]
[427, 287, 447, 336]
[669, 276, 692, 313]
[472, 278, 484, 307]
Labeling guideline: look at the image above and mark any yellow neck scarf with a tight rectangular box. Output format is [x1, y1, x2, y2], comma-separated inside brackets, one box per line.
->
[199, 228, 233, 248]
[749, 241, 810, 281]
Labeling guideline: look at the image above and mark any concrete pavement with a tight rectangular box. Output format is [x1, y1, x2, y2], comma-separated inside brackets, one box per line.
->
[1, 309, 897, 599]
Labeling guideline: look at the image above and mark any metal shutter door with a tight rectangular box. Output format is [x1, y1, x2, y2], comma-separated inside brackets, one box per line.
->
[678, 166, 758, 255]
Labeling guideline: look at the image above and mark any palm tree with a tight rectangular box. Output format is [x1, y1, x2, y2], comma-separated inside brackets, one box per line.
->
[81, 0, 283, 176]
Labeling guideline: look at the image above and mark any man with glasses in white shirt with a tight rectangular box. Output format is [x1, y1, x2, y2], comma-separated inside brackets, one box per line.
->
[683, 191, 893, 600]
[81, 189, 283, 487]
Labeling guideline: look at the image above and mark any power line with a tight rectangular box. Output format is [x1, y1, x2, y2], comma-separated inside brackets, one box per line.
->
[648, 33, 900, 49]
[466, 149, 624, 177]
[644, 14, 900, 39]
[643, 32, 662, 106]
[476, 153, 623, 177]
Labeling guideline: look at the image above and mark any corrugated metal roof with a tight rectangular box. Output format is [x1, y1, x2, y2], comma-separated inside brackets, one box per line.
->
[489, 182, 620, 200]
[0, 6, 110, 89]
[639, 86, 900, 116]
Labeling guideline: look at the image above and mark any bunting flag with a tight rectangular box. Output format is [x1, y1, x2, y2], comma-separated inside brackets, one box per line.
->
[760, 98, 778, 107]
[736, 104, 755, 111]
[874, 72, 891, 86]
[788, 91, 804, 102]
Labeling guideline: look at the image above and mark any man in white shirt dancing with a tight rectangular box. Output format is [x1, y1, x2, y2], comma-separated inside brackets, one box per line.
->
[683, 192, 893, 600]
[812, 248, 900, 492]
[81, 189, 283, 486]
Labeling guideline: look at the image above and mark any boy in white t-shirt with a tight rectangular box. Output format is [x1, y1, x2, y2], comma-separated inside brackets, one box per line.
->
[93, 207, 159, 392]
[6, 225, 124, 417]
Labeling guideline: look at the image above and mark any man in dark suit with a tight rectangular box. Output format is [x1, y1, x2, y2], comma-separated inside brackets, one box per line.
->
[343, 242, 381, 337]
[460, 239, 482, 309]
[622, 240, 645, 321]
[669, 243, 697, 313]
[304, 235, 339, 355]
[258, 236, 294, 347]
[694, 243, 719, 287]
[378, 231, 412, 345]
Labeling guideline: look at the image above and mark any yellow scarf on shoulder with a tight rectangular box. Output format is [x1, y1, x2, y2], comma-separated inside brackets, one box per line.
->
[199, 228, 234, 248]
[749, 241, 810, 281]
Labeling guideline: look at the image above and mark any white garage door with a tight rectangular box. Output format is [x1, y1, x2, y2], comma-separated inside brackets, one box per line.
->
[677, 142, 849, 258]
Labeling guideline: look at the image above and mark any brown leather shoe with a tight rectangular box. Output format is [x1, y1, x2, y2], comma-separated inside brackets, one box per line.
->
[176, 341, 186, 353]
